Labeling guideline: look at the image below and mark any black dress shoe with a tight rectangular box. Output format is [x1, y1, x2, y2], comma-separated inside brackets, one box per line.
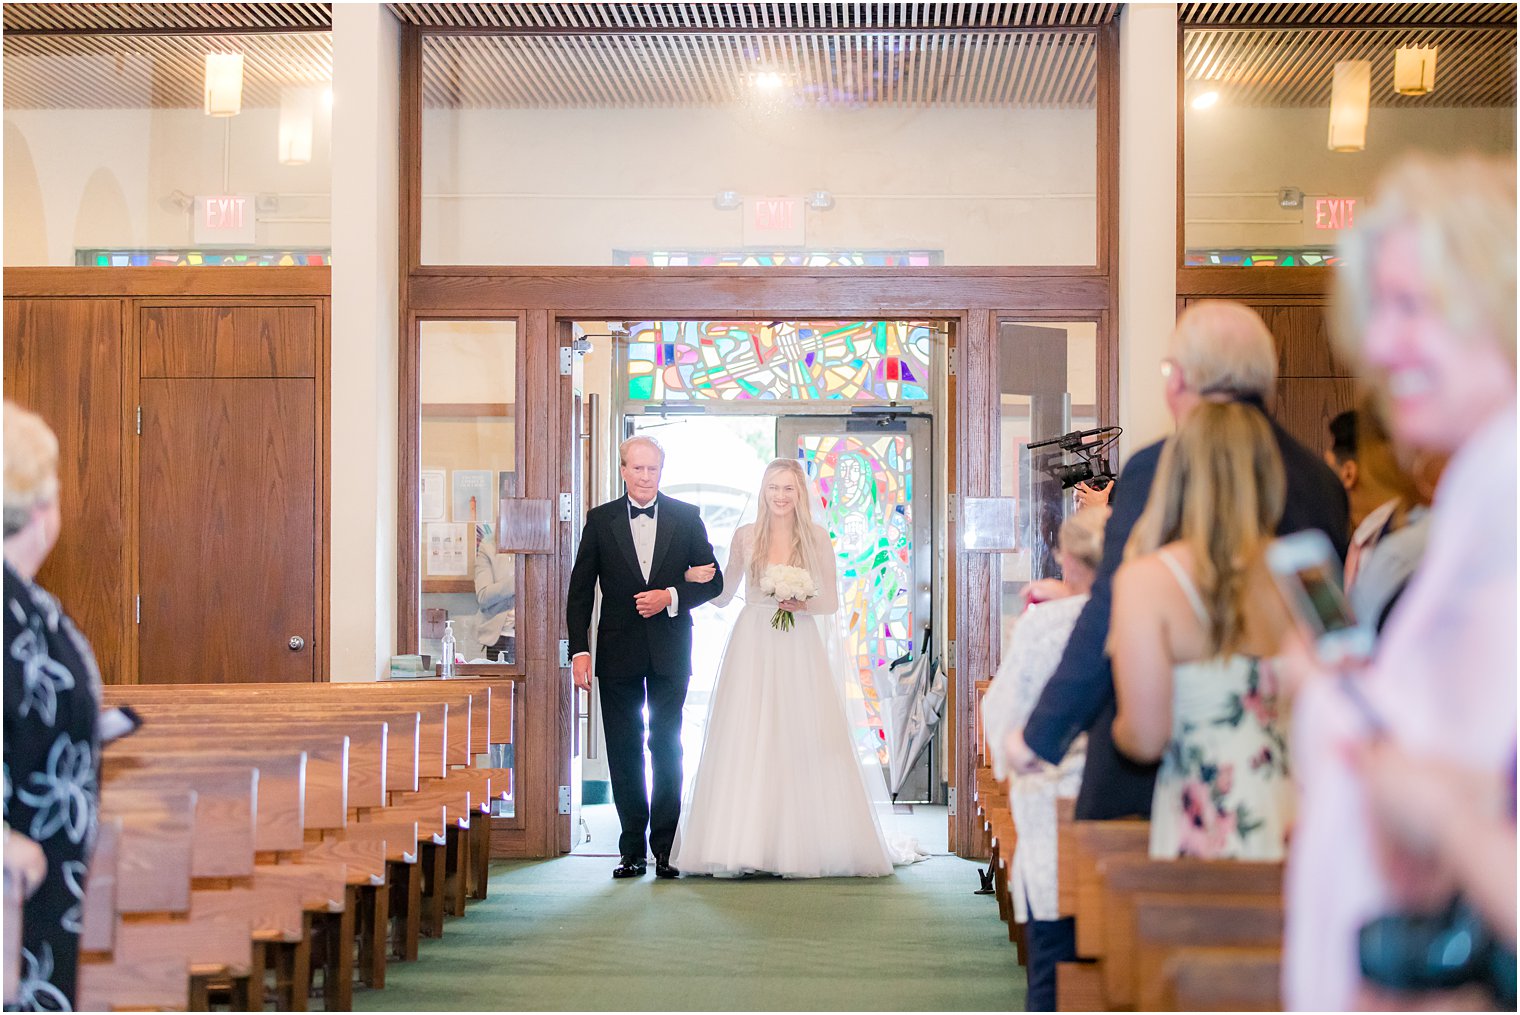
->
[612, 855, 647, 879]
[654, 854, 680, 879]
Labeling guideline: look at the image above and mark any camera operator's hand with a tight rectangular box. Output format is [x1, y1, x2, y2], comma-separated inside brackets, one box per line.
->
[1002, 728, 1046, 776]
[1074, 481, 1111, 510]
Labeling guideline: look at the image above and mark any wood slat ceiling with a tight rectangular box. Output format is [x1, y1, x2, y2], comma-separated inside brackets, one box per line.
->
[4, 33, 333, 110]
[2, 3, 332, 32]
[1184, 25, 1516, 108]
[420, 30, 1099, 108]
[1180, 3, 1514, 28]
[2, 3, 1511, 110]
[388, 3, 1123, 30]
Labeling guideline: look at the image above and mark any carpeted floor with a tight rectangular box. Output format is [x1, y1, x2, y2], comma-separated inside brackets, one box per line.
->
[351, 853, 1025, 1011]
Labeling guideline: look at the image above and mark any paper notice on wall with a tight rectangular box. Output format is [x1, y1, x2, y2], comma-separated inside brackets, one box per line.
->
[420, 470, 446, 522]
[452, 470, 495, 523]
[426, 522, 469, 576]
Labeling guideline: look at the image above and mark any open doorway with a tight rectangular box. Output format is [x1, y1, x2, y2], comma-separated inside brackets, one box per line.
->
[569, 320, 948, 855]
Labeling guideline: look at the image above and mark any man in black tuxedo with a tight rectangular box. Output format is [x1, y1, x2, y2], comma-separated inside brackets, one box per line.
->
[566, 436, 723, 880]
[1004, 301, 1349, 1011]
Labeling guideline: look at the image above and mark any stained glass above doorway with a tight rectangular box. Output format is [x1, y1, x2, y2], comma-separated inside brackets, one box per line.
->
[624, 320, 934, 402]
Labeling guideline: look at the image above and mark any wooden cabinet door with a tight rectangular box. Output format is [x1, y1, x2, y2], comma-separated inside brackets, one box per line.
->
[138, 304, 320, 683]
[2, 298, 130, 683]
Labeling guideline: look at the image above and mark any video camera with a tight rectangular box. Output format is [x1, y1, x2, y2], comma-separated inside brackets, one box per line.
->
[1027, 425, 1122, 491]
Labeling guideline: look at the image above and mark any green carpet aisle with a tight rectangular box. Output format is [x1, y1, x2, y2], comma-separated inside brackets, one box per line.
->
[351, 854, 1025, 1011]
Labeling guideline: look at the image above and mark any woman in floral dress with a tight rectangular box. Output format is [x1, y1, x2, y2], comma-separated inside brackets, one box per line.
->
[4, 403, 102, 1010]
[1107, 401, 1296, 861]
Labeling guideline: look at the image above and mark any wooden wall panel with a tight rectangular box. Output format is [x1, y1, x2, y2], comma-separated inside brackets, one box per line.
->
[2, 298, 130, 683]
[141, 306, 317, 378]
[1260, 304, 1352, 379]
[1277, 376, 1357, 461]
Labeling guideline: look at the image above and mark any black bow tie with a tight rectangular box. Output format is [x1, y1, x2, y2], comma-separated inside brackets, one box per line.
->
[629, 503, 656, 520]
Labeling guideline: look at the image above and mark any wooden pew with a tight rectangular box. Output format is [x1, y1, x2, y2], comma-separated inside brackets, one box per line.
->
[1134, 897, 1283, 1010]
[1095, 854, 1283, 1009]
[92, 678, 515, 1008]
[90, 786, 257, 1010]
[1159, 945, 1282, 1011]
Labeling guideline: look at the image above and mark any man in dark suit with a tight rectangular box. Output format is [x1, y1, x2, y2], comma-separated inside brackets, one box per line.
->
[566, 436, 723, 880]
[1005, 301, 1349, 1011]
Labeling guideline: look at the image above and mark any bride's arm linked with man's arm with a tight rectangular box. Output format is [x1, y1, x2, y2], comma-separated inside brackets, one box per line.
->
[689, 526, 746, 609]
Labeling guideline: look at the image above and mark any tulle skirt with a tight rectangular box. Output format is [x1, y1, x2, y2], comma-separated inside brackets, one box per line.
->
[670, 604, 895, 878]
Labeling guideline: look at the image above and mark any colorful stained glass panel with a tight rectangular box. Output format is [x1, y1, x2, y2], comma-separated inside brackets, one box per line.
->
[75, 249, 332, 267]
[798, 432, 915, 762]
[625, 320, 933, 402]
[1184, 248, 1340, 267]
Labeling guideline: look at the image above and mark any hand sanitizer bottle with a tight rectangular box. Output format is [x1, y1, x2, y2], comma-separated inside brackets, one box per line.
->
[441, 620, 456, 678]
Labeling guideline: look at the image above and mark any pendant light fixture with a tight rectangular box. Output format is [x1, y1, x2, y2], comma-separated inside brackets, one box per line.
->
[1394, 46, 1438, 96]
[1327, 60, 1371, 152]
[203, 52, 244, 117]
[278, 87, 317, 165]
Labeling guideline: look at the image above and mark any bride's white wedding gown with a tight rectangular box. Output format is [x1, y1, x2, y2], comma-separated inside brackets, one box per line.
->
[671, 523, 902, 878]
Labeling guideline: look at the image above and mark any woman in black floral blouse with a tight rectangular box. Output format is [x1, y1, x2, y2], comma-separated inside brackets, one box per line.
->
[4, 402, 101, 1011]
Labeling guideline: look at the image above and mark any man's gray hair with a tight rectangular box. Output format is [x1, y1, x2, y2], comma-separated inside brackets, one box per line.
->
[1167, 301, 1278, 398]
[619, 435, 666, 466]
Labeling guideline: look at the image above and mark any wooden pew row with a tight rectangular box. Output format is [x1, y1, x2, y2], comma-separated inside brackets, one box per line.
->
[1051, 812, 1286, 1012]
[106, 680, 516, 900]
[85, 680, 515, 1009]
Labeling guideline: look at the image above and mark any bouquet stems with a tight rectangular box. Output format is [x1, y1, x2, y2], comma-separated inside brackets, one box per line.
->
[771, 608, 796, 631]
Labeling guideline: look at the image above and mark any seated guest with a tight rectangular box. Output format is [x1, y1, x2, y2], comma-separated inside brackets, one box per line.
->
[1109, 402, 1294, 860]
[1342, 399, 1443, 632]
[3, 402, 103, 1011]
[1324, 409, 1401, 535]
[981, 506, 1106, 1011]
[1285, 154, 1516, 1010]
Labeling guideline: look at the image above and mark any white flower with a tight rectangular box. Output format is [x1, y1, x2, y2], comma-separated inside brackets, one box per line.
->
[759, 564, 817, 603]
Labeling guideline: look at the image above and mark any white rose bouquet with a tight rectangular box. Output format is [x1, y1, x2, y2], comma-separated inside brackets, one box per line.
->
[758, 564, 818, 631]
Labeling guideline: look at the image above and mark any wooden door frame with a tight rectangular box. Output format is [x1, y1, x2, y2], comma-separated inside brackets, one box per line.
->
[395, 18, 1122, 858]
[3, 267, 333, 685]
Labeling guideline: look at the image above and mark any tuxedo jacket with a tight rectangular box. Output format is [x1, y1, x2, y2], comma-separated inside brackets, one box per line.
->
[565, 494, 723, 681]
[1022, 408, 1350, 820]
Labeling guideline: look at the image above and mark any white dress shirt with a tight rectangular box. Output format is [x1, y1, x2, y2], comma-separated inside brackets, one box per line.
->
[628, 497, 680, 618]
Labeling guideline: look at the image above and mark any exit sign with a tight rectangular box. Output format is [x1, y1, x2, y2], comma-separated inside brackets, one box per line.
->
[743, 196, 805, 246]
[193, 194, 256, 245]
[1312, 196, 1358, 231]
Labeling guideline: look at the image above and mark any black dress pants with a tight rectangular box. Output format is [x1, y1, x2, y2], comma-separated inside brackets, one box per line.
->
[597, 670, 690, 859]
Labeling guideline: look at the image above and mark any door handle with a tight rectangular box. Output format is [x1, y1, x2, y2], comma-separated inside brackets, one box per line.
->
[288, 636, 306, 652]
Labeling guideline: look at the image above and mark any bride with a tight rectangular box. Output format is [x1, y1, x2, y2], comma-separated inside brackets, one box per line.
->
[670, 457, 912, 878]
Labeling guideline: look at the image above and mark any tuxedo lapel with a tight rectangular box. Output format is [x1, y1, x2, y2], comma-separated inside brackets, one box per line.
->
[649, 494, 676, 582]
[607, 496, 645, 582]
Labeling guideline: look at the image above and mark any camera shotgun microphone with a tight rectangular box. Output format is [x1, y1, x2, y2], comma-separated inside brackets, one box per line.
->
[1026, 425, 1120, 451]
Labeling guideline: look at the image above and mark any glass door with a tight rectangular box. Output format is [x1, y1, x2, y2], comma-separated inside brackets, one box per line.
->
[777, 415, 934, 799]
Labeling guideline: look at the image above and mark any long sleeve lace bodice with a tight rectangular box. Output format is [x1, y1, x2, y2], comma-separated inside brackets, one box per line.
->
[711, 524, 839, 615]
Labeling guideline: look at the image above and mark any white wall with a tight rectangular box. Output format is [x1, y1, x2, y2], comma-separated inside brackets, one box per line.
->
[1185, 104, 1516, 249]
[328, 4, 400, 681]
[422, 105, 1099, 265]
[4, 105, 332, 264]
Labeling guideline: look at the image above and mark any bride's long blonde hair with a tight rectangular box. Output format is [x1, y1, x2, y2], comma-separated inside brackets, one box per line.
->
[748, 458, 823, 584]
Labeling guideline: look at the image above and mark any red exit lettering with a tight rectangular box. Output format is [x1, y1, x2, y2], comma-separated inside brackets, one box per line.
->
[753, 198, 794, 232]
[1314, 197, 1357, 230]
[203, 196, 248, 231]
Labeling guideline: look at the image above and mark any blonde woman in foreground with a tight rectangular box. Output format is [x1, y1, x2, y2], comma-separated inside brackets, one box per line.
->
[1108, 401, 1295, 861]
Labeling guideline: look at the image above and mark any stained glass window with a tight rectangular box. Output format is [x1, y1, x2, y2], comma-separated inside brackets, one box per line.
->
[1184, 248, 1340, 267]
[76, 249, 331, 267]
[799, 432, 916, 763]
[616, 249, 943, 268]
[624, 320, 933, 402]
